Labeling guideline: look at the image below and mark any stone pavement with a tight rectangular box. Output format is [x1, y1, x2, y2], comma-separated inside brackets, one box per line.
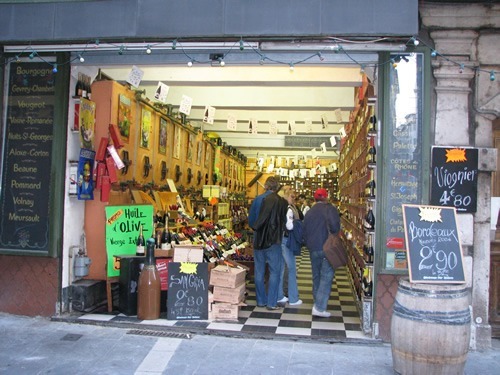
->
[0, 313, 499, 374]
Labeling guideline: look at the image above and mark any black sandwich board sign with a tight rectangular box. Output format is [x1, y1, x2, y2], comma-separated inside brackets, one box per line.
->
[402, 204, 465, 283]
[430, 146, 478, 213]
[167, 262, 209, 320]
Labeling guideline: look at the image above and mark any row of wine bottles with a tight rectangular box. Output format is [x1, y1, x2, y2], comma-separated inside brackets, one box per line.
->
[74, 72, 92, 100]
[135, 222, 249, 263]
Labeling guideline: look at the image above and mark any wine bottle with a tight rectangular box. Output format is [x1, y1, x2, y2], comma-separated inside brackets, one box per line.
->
[369, 115, 377, 133]
[367, 146, 376, 164]
[136, 224, 145, 256]
[161, 225, 172, 250]
[81, 75, 88, 99]
[87, 77, 92, 101]
[137, 238, 161, 320]
[75, 73, 82, 97]
[364, 204, 375, 231]
[362, 267, 373, 297]
[366, 179, 376, 199]
[366, 235, 374, 264]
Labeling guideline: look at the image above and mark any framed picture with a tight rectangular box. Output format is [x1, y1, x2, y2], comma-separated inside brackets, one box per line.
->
[173, 125, 181, 159]
[158, 118, 167, 155]
[117, 94, 131, 142]
[140, 108, 152, 149]
[196, 141, 203, 166]
[186, 132, 194, 162]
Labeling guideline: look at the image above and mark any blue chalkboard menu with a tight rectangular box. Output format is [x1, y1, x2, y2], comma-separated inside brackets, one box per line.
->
[430, 147, 478, 213]
[403, 204, 465, 283]
[0, 62, 55, 254]
[167, 262, 209, 320]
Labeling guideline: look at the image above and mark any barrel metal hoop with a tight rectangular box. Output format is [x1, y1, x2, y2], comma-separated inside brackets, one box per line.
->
[397, 283, 469, 299]
[392, 347, 468, 365]
[393, 300, 471, 325]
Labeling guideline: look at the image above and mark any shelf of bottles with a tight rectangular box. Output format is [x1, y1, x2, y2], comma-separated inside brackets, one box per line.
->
[143, 213, 250, 264]
[280, 172, 338, 200]
[338, 92, 376, 308]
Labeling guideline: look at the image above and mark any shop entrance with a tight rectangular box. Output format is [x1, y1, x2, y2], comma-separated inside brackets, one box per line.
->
[70, 52, 376, 341]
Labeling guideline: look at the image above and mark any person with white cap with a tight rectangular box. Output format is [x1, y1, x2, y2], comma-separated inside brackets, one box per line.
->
[302, 188, 341, 317]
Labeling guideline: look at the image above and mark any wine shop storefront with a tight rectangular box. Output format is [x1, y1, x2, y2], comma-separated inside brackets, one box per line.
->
[0, 1, 498, 351]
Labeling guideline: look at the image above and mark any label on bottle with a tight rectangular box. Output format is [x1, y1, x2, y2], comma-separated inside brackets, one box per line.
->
[161, 243, 171, 250]
[136, 245, 145, 255]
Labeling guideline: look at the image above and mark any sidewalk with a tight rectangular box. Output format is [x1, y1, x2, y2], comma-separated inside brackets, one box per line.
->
[0, 313, 499, 374]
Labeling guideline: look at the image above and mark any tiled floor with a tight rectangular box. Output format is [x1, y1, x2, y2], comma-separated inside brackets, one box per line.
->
[76, 249, 370, 342]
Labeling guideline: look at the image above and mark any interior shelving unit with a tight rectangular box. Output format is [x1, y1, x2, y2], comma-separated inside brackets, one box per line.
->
[338, 81, 377, 334]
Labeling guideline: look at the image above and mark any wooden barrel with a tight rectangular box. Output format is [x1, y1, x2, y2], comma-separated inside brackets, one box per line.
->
[391, 278, 471, 375]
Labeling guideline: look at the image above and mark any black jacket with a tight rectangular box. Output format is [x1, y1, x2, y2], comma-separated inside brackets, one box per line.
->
[252, 192, 287, 250]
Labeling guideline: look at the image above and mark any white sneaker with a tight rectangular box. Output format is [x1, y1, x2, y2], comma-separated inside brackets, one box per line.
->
[277, 296, 288, 304]
[289, 299, 303, 306]
[312, 305, 331, 318]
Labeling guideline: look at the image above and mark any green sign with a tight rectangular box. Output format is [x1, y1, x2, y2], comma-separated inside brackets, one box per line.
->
[105, 204, 154, 277]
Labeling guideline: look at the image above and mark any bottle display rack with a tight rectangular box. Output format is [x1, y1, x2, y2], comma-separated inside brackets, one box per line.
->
[338, 83, 376, 333]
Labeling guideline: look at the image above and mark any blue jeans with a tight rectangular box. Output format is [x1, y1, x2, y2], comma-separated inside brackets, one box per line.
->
[309, 249, 335, 311]
[278, 236, 300, 303]
[253, 243, 283, 308]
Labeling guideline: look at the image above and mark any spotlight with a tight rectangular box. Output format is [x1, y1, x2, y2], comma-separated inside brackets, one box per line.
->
[29, 51, 35, 59]
[220, 59, 225, 67]
[459, 64, 464, 74]
[172, 40, 177, 50]
[317, 52, 324, 61]
[146, 45, 152, 54]
[187, 60, 193, 67]
[78, 54, 85, 63]
[239, 39, 244, 51]
[52, 64, 58, 73]
[289, 63, 294, 71]
[411, 37, 419, 46]
[118, 45, 125, 55]
[490, 71, 496, 82]
[431, 49, 437, 58]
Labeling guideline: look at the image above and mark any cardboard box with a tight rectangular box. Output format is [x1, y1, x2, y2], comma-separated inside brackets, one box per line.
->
[155, 249, 174, 258]
[173, 245, 204, 263]
[211, 302, 240, 321]
[210, 265, 246, 288]
[213, 283, 245, 304]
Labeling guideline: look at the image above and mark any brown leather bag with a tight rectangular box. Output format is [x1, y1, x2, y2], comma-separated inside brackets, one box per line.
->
[323, 231, 348, 269]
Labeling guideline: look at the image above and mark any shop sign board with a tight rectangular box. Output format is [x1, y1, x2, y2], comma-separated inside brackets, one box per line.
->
[104, 204, 154, 277]
[167, 262, 209, 320]
[402, 204, 465, 283]
[430, 146, 478, 213]
[0, 62, 56, 255]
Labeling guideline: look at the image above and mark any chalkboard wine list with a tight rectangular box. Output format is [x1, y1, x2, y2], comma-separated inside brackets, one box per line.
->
[136, 224, 145, 256]
[137, 238, 161, 320]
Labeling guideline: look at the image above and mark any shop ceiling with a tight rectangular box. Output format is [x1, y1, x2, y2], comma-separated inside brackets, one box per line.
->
[79, 45, 386, 161]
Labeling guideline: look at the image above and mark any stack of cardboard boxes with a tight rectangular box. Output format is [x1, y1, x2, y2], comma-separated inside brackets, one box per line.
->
[209, 265, 247, 320]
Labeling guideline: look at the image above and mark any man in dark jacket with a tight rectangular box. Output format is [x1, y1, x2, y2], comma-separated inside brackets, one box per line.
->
[249, 176, 287, 310]
[303, 188, 341, 317]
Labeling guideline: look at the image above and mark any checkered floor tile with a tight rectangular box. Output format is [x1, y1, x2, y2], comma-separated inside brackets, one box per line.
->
[78, 249, 368, 341]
